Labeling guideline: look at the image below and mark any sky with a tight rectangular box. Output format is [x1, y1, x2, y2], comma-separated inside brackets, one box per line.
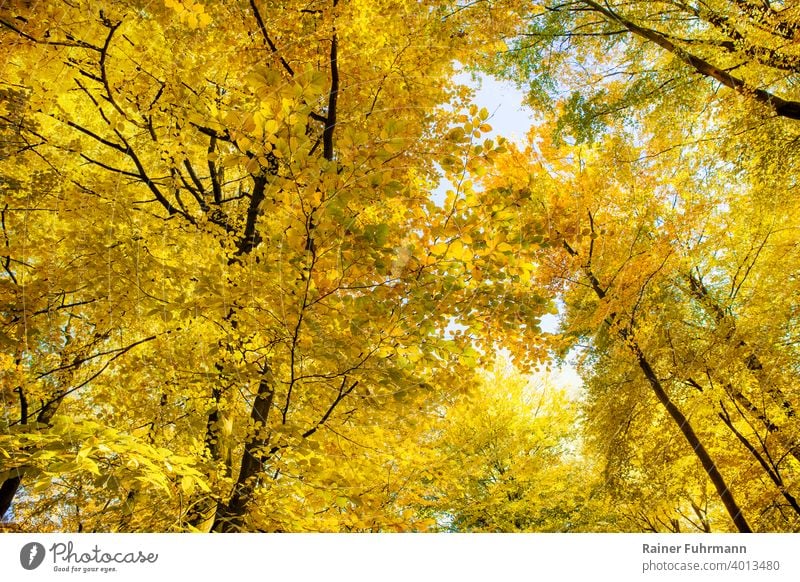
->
[457, 71, 537, 144]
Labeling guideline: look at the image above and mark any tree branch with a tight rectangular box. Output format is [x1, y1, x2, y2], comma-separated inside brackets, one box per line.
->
[323, 9, 339, 161]
[579, 0, 800, 120]
[234, 174, 267, 257]
[718, 402, 800, 516]
[211, 370, 275, 532]
[1, 204, 18, 285]
[302, 378, 359, 440]
[79, 153, 140, 178]
[10, 335, 158, 427]
[60, 119, 126, 153]
[249, 0, 296, 78]
[0, 18, 101, 51]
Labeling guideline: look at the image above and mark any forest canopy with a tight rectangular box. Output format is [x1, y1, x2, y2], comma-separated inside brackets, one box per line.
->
[1, 0, 799, 533]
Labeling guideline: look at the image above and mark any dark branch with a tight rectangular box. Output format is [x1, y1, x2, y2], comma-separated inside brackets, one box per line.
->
[0, 18, 101, 50]
[249, 0, 295, 77]
[11, 335, 158, 427]
[234, 174, 267, 257]
[180, 161, 210, 211]
[1, 204, 18, 285]
[97, 19, 133, 123]
[322, 24, 339, 161]
[116, 131, 182, 216]
[79, 153, 140, 178]
[207, 136, 223, 205]
[60, 119, 126, 153]
[13, 387, 27, 425]
[302, 378, 359, 440]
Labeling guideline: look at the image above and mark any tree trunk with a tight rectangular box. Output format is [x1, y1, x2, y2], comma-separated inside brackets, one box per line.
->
[211, 372, 275, 533]
[625, 334, 753, 532]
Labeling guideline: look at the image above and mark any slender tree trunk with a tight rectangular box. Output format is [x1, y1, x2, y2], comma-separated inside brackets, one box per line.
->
[579, 0, 800, 120]
[624, 333, 753, 532]
[0, 476, 22, 520]
[561, 239, 752, 532]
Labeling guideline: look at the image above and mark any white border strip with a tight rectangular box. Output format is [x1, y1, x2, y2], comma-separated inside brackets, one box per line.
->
[2, 533, 798, 581]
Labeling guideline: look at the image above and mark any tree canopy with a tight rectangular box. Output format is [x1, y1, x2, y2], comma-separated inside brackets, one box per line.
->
[1, 0, 799, 533]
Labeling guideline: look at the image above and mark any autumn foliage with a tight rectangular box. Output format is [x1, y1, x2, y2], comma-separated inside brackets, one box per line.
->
[1, 0, 799, 533]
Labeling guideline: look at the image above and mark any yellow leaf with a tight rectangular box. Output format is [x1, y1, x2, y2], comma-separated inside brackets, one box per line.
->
[430, 242, 449, 256]
[181, 475, 196, 496]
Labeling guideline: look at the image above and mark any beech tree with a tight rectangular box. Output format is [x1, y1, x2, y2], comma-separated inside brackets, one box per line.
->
[492, 1, 800, 129]
[0, 0, 521, 532]
[463, 117, 800, 532]
[2, 0, 800, 534]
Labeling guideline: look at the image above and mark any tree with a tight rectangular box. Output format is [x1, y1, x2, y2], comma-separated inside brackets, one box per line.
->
[4, 0, 800, 534]
[416, 363, 614, 532]
[492, 1, 800, 127]
[0, 0, 516, 532]
[465, 117, 800, 531]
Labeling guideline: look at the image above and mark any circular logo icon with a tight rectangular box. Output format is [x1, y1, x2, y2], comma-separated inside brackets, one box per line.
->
[20, 542, 46, 570]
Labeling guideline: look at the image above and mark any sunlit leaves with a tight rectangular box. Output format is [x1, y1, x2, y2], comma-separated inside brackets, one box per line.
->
[3, 0, 798, 535]
[0, 0, 551, 533]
